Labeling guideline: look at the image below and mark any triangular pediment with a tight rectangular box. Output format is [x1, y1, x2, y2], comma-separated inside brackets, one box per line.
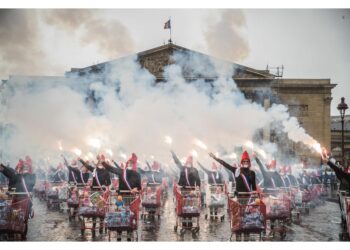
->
[68, 43, 275, 80]
[136, 43, 274, 80]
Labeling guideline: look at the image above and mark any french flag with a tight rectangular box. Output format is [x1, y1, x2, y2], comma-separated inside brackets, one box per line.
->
[164, 19, 171, 29]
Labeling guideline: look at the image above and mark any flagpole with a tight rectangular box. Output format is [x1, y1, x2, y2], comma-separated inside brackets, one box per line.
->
[169, 16, 172, 43]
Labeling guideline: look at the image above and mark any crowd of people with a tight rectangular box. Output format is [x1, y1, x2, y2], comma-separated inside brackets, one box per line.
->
[0, 148, 349, 240]
[1, 150, 344, 197]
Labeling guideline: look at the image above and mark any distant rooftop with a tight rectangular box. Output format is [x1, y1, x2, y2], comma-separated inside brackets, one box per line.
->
[331, 115, 350, 130]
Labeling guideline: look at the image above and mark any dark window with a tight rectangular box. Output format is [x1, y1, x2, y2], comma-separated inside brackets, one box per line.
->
[288, 104, 308, 117]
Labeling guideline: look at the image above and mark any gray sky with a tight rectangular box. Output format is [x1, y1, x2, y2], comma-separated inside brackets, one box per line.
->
[0, 9, 349, 115]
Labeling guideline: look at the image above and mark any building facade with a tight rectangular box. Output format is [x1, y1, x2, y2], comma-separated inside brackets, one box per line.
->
[66, 43, 335, 163]
[1, 43, 335, 164]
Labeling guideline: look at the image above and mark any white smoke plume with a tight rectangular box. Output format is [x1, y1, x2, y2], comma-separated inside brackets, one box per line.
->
[268, 104, 322, 154]
[0, 9, 135, 80]
[41, 9, 135, 58]
[203, 9, 250, 62]
[0, 10, 56, 79]
[0, 50, 322, 172]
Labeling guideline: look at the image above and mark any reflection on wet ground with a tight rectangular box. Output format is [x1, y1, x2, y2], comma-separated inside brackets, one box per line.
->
[25, 189, 345, 242]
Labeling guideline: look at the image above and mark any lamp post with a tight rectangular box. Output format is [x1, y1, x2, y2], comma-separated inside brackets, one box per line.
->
[337, 97, 348, 166]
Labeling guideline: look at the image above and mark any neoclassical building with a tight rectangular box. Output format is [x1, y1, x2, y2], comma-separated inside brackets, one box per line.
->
[66, 43, 335, 163]
[1, 43, 335, 164]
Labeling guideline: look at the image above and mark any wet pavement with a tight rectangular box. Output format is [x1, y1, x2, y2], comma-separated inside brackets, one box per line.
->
[24, 189, 346, 242]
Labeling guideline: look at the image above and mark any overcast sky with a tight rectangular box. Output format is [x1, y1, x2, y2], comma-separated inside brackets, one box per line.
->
[0, 9, 349, 115]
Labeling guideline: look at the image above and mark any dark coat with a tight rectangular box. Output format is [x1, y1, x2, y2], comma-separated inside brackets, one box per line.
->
[310, 176, 321, 184]
[198, 162, 224, 185]
[48, 167, 66, 182]
[0, 164, 36, 192]
[138, 167, 164, 184]
[282, 175, 291, 187]
[67, 165, 90, 184]
[1, 165, 16, 189]
[211, 157, 256, 193]
[102, 162, 141, 191]
[80, 160, 111, 187]
[286, 174, 299, 187]
[298, 173, 311, 188]
[255, 157, 285, 188]
[0, 172, 6, 185]
[272, 171, 285, 187]
[171, 152, 201, 187]
[327, 159, 350, 192]
[178, 167, 201, 187]
[67, 166, 76, 183]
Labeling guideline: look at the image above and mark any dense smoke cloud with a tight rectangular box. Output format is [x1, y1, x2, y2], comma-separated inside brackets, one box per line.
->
[42, 9, 135, 58]
[0, 51, 321, 172]
[203, 9, 250, 62]
[41, 9, 93, 29]
[0, 10, 51, 78]
[0, 9, 135, 80]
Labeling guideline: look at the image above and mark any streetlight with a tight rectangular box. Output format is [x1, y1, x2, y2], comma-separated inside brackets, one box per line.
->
[337, 97, 348, 166]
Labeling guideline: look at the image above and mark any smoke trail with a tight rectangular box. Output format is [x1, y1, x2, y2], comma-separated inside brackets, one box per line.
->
[268, 104, 321, 152]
